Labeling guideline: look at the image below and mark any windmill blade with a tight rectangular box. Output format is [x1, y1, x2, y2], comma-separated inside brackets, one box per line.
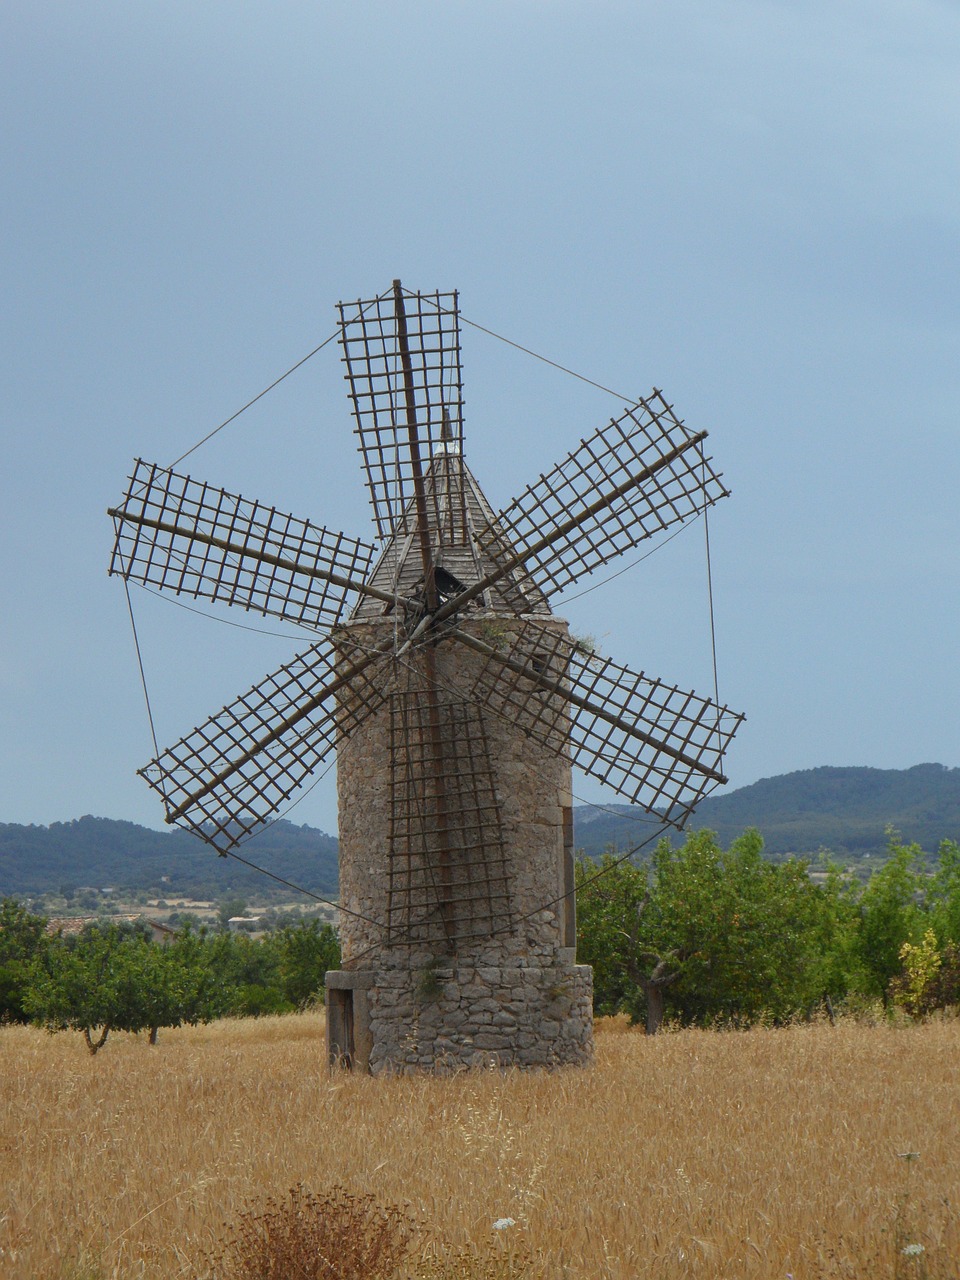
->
[140, 633, 390, 851]
[471, 392, 730, 603]
[338, 281, 465, 541]
[450, 622, 744, 826]
[108, 459, 380, 629]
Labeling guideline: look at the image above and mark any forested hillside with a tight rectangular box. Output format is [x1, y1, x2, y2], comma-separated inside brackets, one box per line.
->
[0, 816, 338, 897]
[3, 764, 959, 895]
[573, 763, 960, 860]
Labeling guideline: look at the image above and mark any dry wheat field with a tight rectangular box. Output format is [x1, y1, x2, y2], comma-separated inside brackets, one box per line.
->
[2, 1012, 958, 1279]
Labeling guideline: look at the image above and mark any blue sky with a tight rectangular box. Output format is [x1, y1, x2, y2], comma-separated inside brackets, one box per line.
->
[1, 1, 957, 836]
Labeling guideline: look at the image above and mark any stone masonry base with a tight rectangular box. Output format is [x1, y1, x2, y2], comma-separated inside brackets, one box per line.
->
[326, 956, 593, 1074]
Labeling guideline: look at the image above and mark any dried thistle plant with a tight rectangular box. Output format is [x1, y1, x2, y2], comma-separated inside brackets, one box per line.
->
[202, 1183, 416, 1280]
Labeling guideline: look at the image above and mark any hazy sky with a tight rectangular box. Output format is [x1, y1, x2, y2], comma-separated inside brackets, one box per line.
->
[1, 1, 957, 838]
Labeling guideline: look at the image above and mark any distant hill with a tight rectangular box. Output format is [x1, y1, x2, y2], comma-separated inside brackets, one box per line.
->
[572, 763, 960, 861]
[0, 816, 338, 898]
[3, 765, 959, 897]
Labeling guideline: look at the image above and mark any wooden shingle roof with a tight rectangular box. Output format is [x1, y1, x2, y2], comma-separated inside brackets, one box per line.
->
[351, 446, 550, 620]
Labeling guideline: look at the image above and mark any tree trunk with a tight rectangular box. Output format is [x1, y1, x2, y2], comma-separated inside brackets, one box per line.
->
[83, 1025, 109, 1055]
[619, 900, 681, 1036]
[634, 956, 679, 1036]
[149, 1025, 159, 1045]
[644, 983, 666, 1035]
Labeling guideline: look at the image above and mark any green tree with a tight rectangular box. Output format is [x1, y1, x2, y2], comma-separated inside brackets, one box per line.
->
[217, 898, 248, 932]
[880, 838, 960, 1016]
[889, 929, 942, 1017]
[199, 929, 291, 1016]
[24, 923, 223, 1052]
[272, 919, 340, 1009]
[0, 898, 48, 1023]
[802, 859, 865, 1011]
[649, 829, 837, 1025]
[577, 829, 852, 1030]
[854, 831, 926, 1002]
[575, 852, 649, 1020]
[927, 838, 960, 947]
[136, 929, 231, 1042]
[25, 924, 148, 1052]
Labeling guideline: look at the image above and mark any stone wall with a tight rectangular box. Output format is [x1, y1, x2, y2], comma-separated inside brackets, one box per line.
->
[368, 955, 592, 1072]
[328, 954, 592, 1073]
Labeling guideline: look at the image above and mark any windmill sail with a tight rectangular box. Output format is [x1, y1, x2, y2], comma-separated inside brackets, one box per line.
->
[109, 459, 377, 629]
[141, 635, 389, 849]
[339, 282, 465, 541]
[452, 620, 743, 825]
[473, 393, 729, 602]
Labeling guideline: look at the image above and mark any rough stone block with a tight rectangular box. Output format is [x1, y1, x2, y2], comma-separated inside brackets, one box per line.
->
[474, 1032, 510, 1050]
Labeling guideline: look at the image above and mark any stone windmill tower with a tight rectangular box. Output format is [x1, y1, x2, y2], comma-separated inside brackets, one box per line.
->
[108, 280, 743, 1073]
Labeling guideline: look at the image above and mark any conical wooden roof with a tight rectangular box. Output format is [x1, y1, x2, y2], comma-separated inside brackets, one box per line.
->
[350, 442, 550, 620]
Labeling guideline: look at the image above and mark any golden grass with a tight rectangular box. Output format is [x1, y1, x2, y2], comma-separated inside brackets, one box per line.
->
[2, 1013, 958, 1279]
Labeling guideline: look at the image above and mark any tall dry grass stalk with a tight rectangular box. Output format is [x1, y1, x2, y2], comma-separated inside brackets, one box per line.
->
[2, 1012, 958, 1278]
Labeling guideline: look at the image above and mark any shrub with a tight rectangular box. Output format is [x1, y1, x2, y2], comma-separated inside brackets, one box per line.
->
[203, 1184, 416, 1280]
[890, 930, 942, 1017]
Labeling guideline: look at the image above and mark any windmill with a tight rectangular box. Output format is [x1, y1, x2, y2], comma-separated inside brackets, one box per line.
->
[108, 280, 743, 1072]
